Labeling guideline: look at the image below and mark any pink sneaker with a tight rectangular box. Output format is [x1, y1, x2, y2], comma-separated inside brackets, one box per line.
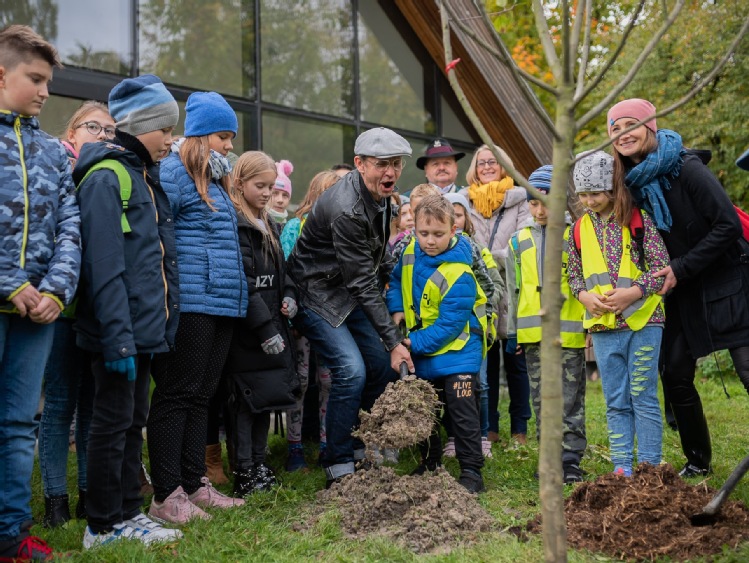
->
[481, 437, 493, 458]
[443, 437, 456, 457]
[188, 477, 245, 509]
[148, 486, 211, 525]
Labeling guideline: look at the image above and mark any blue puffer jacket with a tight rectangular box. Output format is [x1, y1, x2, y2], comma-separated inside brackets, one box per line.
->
[159, 152, 247, 318]
[73, 134, 179, 361]
[0, 111, 80, 311]
[387, 235, 482, 379]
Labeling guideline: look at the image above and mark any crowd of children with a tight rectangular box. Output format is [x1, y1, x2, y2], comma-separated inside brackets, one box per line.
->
[3, 22, 749, 562]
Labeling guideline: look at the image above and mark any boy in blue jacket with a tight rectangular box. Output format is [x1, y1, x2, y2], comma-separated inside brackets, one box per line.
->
[0, 25, 80, 561]
[387, 194, 486, 493]
[73, 74, 182, 549]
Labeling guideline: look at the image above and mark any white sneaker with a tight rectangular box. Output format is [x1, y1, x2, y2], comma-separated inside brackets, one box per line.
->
[83, 523, 137, 549]
[124, 513, 184, 544]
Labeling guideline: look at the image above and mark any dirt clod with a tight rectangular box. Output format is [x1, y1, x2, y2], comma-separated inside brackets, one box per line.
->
[353, 376, 439, 450]
[527, 463, 749, 561]
[317, 466, 496, 554]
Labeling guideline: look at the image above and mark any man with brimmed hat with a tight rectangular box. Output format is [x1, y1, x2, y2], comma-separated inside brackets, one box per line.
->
[416, 137, 465, 194]
[287, 127, 415, 489]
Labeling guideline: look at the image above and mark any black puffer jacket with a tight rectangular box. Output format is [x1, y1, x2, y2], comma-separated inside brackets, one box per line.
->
[224, 215, 300, 413]
[286, 171, 401, 350]
[659, 151, 749, 357]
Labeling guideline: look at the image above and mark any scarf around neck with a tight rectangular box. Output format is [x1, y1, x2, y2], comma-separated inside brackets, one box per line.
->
[467, 176, 514, 218]
[171, 137, 232, 181]
[268, 206, 288, 224]
[625, 129, 685, 232]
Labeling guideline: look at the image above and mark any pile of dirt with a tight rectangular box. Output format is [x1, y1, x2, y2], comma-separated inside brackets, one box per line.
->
[527, 463, 749, 561]
[353, 376, 438, 450]
[316, 466, 496, 553]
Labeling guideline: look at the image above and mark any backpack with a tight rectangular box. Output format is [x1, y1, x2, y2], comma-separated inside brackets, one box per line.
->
[78, 159, 133, 233]
[573, 207, 646, 271]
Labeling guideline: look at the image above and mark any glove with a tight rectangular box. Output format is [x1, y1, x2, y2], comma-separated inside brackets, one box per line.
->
[282, 296, 298, 319]
[261, 334, 285, 355]
[105, 356, 137, 381]
[505, 337, 518, 355]
[486, 326, 495, 349]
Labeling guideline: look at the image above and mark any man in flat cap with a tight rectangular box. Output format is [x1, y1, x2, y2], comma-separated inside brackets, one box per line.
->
[287, 127, 414, 488]
[417, 137, 465, 194]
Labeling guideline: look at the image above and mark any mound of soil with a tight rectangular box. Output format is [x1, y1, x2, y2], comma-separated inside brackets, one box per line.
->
[317, 466, 496, 554]
[528, 463, 749, 561]
[353, 376, 438, 450]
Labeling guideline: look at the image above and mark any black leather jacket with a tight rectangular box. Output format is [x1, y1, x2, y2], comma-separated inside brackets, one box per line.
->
[287, 171, 402, 351]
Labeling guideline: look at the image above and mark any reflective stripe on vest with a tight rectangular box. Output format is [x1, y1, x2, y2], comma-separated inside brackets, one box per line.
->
[401, 238, 488, 357]
[514, 226, 585, 347]
[579, 214, 661, 331]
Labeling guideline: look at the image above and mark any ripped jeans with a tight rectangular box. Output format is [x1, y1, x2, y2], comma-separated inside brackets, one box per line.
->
[591, 326, 663, 473]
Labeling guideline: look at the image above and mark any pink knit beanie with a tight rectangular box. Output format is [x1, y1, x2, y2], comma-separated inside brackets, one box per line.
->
[607, 98, 657, 136]
[274, 160, 293, 196]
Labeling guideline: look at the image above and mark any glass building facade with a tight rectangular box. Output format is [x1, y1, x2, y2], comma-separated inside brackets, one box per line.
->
[3, 0, 480, 201]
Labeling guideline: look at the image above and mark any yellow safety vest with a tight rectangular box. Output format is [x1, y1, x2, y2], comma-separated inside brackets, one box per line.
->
[513, 226, 585, 348]
[579, 213, 661, 331]
[401, 238, 488, 357]
[460, 232, 498, 342]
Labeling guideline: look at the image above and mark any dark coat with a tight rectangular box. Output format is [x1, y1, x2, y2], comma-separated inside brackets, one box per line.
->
[224, 215, 300, 413]
[286, 171, 401, 350]
[73, 133, 180, 361]
[660, 152, 749, 357]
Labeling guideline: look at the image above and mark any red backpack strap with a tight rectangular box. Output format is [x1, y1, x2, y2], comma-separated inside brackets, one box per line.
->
[629, 206, 644, 235]
[573, 217, 582, 254]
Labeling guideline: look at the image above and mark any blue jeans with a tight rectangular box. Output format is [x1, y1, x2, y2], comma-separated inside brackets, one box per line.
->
[0, 315, 55, 541]
[478, 356, 489, 437]
[293, 306, 396, 480]
[592, 327, 663, 472]
[38, 319, 94, 496]
[487, 341, 531, 435]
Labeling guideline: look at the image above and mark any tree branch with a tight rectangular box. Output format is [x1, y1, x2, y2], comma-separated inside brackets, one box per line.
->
[562, 0, 574, 84]
[576, 0, 646, 104]
[574, 0, 593, 99]
[576, 0, 687, 129]
[439, 0, 549, 202]
[580, 13, 749, 159]
[532, 0, 564, 84]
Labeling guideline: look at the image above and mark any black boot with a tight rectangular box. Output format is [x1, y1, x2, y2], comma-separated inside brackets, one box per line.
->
[671, 401, 712, 475]
[43, 494, 71, 528]
[75, 489, 86, 519]
[233, 466, 255, 498]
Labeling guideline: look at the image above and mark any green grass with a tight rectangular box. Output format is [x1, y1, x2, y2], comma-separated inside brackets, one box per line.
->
[31, 372, 749, 562]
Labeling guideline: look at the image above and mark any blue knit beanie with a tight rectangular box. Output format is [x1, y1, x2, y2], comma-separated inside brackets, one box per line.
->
[527, 164, 553, 200]
[108, 74, 179, 136]
[184, 92, 238, 138]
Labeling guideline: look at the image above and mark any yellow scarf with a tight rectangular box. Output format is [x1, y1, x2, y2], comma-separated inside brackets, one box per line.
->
[467, 177, 514, 218]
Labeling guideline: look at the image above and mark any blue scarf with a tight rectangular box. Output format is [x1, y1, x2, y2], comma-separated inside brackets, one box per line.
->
[625, 129, 685, 232]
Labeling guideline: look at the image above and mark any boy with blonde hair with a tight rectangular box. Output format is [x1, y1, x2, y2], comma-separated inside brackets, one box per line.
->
[0, 25, 80, 561]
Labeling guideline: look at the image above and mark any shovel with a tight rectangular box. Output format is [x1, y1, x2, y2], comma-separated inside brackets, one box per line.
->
[690, 453, 749, 526]
[399, 361, 409, 380]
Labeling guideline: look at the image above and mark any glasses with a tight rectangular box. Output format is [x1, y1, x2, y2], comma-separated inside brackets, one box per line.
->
[476, 159, 498, 168]
[365, 157, 406, 172]
[77, 121, 116, 139]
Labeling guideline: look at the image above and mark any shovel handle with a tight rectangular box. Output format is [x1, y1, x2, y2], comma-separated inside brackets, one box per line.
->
[399, 361, 409, 380]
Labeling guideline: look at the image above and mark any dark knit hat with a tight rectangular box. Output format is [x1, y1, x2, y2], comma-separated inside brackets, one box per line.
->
[184, 92, 238, 138]
[416, 138, 465, 169]
[737, 148, 749, 171]
[527, 165, 553, 200]
[108, 74, 179, 136]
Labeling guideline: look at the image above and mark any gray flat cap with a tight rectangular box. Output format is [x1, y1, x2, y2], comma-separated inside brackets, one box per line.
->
[573, 150, 614, 193]
[354, 127, 412, 159]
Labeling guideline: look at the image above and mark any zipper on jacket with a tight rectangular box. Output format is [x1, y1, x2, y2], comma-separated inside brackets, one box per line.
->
[145, 169, 169, 320]
[14, 117, 29, 269]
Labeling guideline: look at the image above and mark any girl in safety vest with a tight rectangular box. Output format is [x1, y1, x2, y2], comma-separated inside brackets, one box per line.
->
[506, 165, 587, 484]
[566, 151, 670, 477]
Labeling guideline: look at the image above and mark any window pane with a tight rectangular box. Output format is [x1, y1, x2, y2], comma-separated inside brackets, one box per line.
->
[138, 0, 256, 99]
[441, 94, 478, 144]
[262, 111, 355, 204]
[0, 1, 132, 75]
[36, 95, 89, 141]
[357, 3, 435, 134]
[260, 0, 354, 118]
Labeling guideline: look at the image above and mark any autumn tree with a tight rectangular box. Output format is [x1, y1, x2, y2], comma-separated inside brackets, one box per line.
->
[439, 1, 749, 561]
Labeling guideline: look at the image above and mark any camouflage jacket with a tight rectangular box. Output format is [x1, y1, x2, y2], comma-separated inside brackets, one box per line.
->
[0, 111, 81, 311]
